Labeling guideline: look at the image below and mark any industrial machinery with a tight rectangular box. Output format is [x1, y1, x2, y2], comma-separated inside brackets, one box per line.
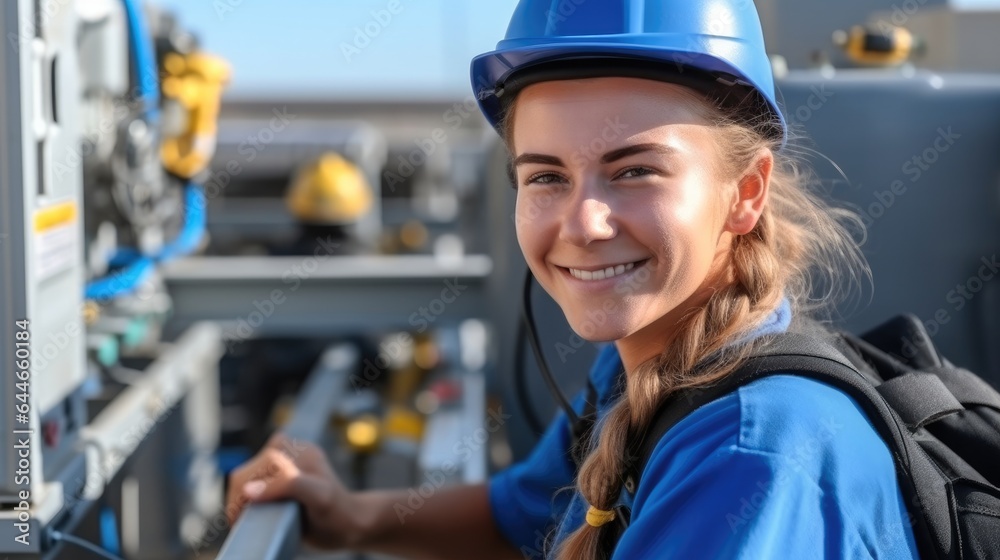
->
[1, 0, 231, 557]
[1, 1, 499, 558]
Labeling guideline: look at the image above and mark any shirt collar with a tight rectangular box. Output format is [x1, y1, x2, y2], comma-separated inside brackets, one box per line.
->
[590, 295, 792, 406]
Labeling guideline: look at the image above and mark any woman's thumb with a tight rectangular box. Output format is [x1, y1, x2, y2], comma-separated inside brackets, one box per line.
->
[242, 475, 327, 509]
[242, 480, 268, 501]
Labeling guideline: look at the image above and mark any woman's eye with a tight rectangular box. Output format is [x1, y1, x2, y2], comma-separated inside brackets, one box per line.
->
[524, 172, 565, 186]
[616, 167, 654, 180]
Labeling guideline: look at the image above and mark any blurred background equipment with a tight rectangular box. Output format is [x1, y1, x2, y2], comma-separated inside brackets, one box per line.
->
[2, 0, 1000, 559]
[832, 25, 926, 67]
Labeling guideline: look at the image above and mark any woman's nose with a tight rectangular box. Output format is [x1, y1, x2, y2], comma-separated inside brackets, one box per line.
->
[558, 189, 616, 246]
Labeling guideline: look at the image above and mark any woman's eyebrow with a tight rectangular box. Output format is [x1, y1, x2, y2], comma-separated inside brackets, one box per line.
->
[512, 143, 676, 168]
[512, 153, 565, 167]
[600, 143, 677, 164]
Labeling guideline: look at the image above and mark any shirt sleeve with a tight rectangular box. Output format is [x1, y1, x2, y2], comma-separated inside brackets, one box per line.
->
[488, 391, 581, 557]
[613, 377, 920, 559]
[488, 344, 621, 555]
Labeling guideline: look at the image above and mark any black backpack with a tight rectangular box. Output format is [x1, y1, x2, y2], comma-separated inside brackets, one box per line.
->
[584, 315, 1000, 558]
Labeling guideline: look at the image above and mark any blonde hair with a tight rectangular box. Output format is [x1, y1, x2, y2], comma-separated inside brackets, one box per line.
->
[501, 81, 869, 559]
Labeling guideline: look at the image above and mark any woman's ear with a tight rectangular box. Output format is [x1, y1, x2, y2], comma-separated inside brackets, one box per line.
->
[725, 149, 773, 235]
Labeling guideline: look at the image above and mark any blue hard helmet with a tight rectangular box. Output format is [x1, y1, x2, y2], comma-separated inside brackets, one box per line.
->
[470, 0, 786, 146]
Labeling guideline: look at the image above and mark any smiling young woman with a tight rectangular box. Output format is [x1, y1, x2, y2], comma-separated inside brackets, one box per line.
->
[225, 1, 921, 559]
[490, 74, 898, 558]
[509, 78, 768, 372]
[474, 1, 921, 558]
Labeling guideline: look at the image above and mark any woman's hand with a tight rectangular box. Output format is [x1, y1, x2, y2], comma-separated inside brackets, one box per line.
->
[225, 433, 362, 550]
[226, 434, 518, 559]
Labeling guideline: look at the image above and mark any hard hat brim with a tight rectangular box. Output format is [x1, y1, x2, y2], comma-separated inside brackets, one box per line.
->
[471, 40, 786, 145]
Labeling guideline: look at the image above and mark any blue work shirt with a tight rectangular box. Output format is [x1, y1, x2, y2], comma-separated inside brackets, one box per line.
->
[489, 299, 920, 558]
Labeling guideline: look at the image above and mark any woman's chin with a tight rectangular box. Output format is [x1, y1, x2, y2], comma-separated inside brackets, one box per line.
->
[566, 318, 634, 343]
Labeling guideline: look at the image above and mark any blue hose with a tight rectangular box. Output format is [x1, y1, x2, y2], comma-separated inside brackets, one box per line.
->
[84, 254, 156, 301]
[158, 182, 206, 263]
[121, 0, 160, 123]
[99, 505, 122, 556]
[85, 3, 202, 302]
[85, 183, 207, 300]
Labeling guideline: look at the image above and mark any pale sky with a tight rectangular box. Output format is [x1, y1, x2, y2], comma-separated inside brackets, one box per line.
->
[156, 0, 520, 101]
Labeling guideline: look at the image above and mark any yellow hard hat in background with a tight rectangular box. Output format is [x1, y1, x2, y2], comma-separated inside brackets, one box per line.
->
[286, 152, 373, 224]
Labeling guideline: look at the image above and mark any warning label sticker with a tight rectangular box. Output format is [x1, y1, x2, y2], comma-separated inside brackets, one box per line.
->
[33, 202, 78, 282]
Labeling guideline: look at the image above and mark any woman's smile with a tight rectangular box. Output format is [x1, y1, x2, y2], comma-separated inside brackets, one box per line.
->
[556, 258, 650, 289]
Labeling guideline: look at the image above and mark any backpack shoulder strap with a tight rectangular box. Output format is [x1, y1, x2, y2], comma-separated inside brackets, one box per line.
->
[622, 332, 949, 559]
[627, 332, 854, 484]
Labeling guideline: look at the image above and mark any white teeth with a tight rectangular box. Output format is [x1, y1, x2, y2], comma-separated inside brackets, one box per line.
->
[568, 261, 643, 281]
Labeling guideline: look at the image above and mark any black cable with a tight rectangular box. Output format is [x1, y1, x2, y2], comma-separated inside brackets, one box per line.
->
[521, 269, 580, 427]
[50, 530, 126, 560]
[514, 290, 546, 435]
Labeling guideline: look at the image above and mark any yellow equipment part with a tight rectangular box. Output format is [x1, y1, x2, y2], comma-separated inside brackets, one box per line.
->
[383, 405, 424, 442]
[286, 153, 373, 224]
[837, 25, 920, 67]
[345, 413, 382, 453]
[269, 395, 296, 429]
[82, 300, 100, 325]
[160, 51, 231, 178]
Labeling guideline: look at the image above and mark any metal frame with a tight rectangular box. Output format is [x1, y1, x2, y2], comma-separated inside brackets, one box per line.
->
[162, 255, 493, 338]
[0, 0, 30, 505]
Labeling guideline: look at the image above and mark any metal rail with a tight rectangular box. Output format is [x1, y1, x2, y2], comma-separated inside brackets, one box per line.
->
[79, 322, 225, 500]
[215, 344, 358, 560]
